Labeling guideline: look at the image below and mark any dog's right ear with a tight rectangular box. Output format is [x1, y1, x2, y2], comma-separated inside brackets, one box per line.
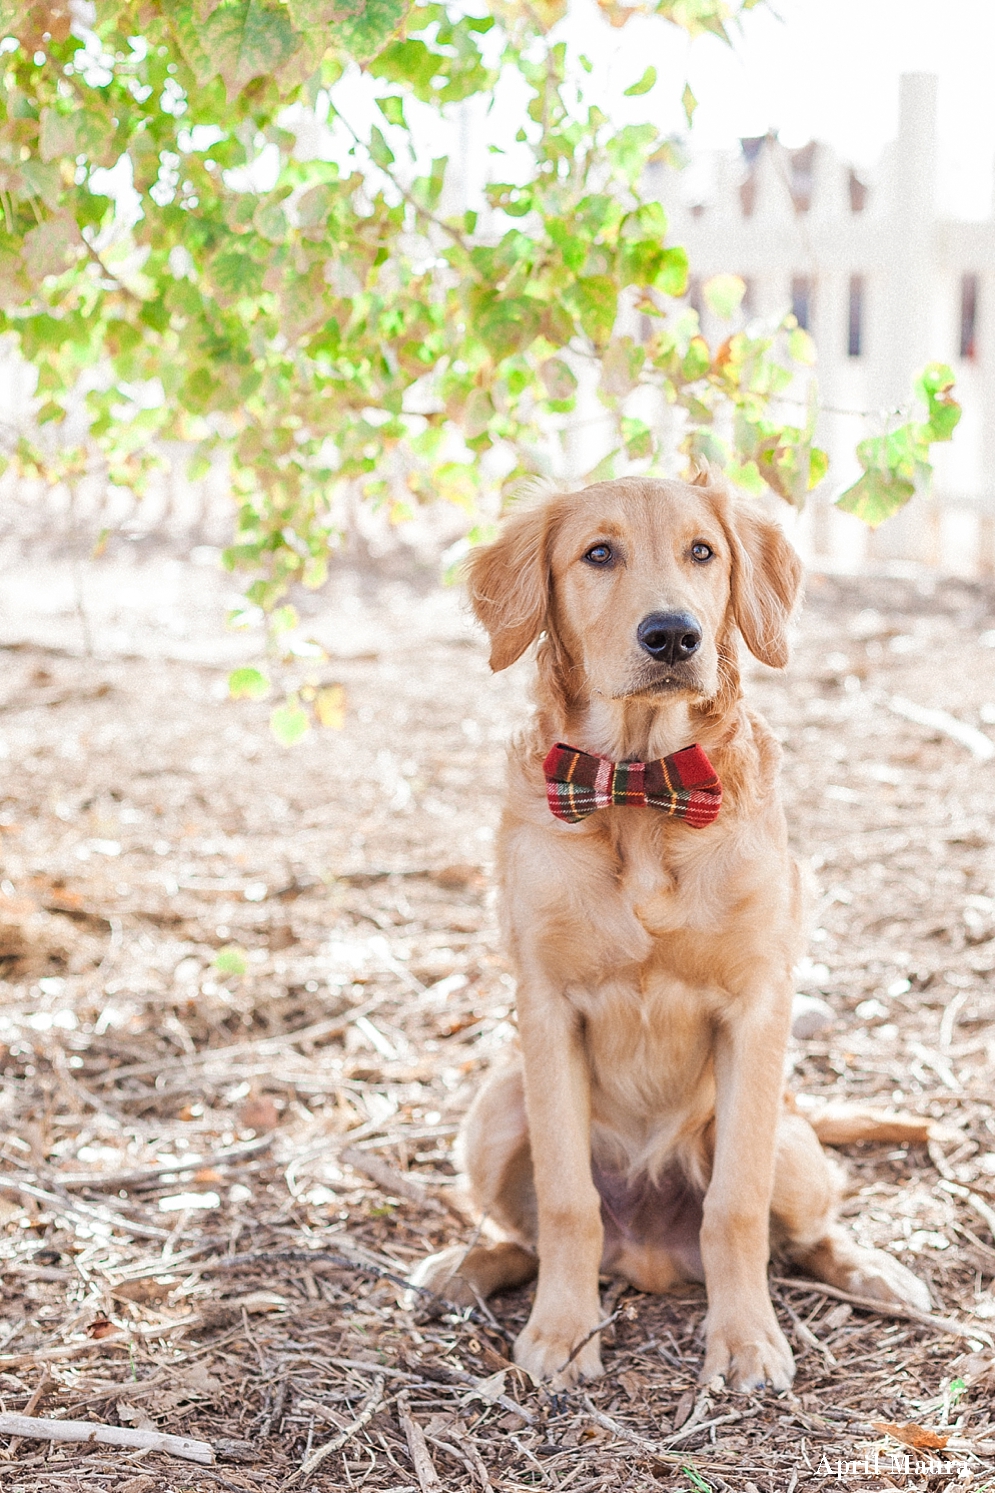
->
[466, 502, 550, 672]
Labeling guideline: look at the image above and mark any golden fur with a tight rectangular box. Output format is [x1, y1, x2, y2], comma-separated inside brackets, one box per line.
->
[412, 474, 929, 1392]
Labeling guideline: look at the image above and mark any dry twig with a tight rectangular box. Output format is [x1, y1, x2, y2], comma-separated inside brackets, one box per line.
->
[0, 1412, 214, 1464]
[397, 1391, 443, 1492]
[284, 1375, 386, 1487]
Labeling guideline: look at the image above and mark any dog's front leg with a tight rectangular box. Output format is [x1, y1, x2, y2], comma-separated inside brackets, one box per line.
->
[700, 997, 794, 1392]
[514, 970, 604, 1387]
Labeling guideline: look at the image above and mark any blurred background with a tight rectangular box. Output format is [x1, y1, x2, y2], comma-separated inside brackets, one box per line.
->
[2, 2, 995, 1487]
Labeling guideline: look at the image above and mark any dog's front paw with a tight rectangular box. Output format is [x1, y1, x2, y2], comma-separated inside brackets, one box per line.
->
[514, 1316, 604, 1388]
[702, 1311, 794, 1393]
[839, 1247, 931, 1313]
[407, 1245, 479, 1310]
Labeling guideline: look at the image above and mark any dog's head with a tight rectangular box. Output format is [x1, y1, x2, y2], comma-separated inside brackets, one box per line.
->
[467, 473, 802, 705]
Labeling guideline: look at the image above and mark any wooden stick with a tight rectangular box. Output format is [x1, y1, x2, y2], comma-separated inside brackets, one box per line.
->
[284, 1375, 386, 1487]
[54, 1134, 274, 1192]
[340, 1145, 455, 1215]
[939, 1178, 995, 1244]
[398, 1391, 443, 1492]
[0, 1413, 214, 1464]
[771, 1277, 993, 1345]
[6, 1367, 50, 1458]
[0, 1174, 169, 1241]
[97, 996, 390, 1084]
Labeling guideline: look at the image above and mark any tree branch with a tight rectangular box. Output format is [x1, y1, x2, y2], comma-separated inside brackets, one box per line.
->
[332, 108, 470, 252]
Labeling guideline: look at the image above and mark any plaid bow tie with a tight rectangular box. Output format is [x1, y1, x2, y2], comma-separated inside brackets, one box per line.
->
[543, 742, 722, 826]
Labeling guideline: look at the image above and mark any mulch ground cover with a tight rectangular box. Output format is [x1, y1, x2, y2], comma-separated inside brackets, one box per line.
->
[1, 562, 995, 1492]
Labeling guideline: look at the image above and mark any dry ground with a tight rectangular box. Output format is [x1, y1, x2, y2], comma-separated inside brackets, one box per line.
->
[1, 556, 995, 1493]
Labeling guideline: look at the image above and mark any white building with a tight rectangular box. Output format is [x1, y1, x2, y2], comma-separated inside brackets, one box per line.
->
[654, 73, 994, 573]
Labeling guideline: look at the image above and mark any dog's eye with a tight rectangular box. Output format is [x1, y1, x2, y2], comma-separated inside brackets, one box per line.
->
[583, 543, 613, 566]
[690, 541, 714, 563]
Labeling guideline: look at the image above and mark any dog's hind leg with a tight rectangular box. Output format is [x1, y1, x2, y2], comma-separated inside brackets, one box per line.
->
[409, 1061, 539, 1308]
[770, 1111, 931, 1311]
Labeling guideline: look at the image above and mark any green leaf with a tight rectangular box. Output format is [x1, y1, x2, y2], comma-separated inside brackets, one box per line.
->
[564, 277, 617, 347]
[808, 445, 829, 489]
[228, 666, 271, 700]
[215, 944, 249, 976]
[682, 82, 698, 126]
[835, 469, 915, 528]
[621, 416, 653, 459]
[377, 94, 407, 129]
[270, 603, 299, 634]
[326, 0, 408, 59]
[703, 274, 745, 320]
[654, 246, 689, 296]
[681, 335, 710, 381]
[725, 458, 765, 496]
[253, 201, 288, 243]
[369, 125, 395, 168]
[916, 361, 961, 442]
[270, 697, 311, 745]
[606, 123, 659, 186]
[624, 66, 657, 96]
[474, 296, 541, 360]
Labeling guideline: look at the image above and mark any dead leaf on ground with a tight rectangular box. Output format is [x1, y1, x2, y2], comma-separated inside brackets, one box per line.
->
[875, 1420, 950, 1449]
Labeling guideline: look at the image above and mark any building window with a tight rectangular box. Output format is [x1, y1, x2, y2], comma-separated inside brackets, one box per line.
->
[847, 275, 864, 358]
[791, 276, 812, 331]
[960, 274, 979, 360]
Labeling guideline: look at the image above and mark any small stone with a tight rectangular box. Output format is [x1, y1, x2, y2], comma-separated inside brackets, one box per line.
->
[791, 993, 835, 1040]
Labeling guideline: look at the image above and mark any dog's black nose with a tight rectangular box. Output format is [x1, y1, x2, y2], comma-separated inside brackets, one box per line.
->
[637, 611, 702, 664]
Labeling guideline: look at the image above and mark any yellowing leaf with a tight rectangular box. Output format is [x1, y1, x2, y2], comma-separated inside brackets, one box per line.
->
[315, 684, 346, 728]
[788, 326, 817, 366]
[38, 108, 79, 164]
[198, 0, 302, 102]
[835, 469, 915, 528]
[22, 214, 77, 281]
[703, 274, 745, 320]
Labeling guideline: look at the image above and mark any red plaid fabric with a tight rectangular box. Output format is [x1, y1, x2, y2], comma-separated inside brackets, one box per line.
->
[542, 742, 722, 826]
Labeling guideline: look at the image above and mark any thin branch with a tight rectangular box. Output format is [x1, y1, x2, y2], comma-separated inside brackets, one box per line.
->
[397, 1391, 443, 1493]
[770, 1277, 993, 1346]
[332, 108, 469, 251]
[284, 1375, 387, 1487]
[556, 1309, 621, 1375]
[81, 237, 143, 304]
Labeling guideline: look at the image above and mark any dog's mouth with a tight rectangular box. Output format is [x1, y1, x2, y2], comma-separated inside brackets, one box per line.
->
[614, 665, 708, 701]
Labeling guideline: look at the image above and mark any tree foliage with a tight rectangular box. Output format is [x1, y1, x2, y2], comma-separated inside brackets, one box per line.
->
[0, 0, 961, 727]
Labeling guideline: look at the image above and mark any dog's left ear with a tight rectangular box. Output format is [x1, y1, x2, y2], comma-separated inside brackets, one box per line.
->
[728, 503, 803, 668]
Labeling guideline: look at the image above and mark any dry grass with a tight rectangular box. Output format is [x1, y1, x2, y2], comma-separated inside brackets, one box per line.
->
[1, 565, 995, 1491]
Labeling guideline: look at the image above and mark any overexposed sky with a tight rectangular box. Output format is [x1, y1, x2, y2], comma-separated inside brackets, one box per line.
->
[558, 0, 995, 218]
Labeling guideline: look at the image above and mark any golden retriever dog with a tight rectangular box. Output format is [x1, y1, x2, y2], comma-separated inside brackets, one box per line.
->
[412, 473, 929, 1393]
